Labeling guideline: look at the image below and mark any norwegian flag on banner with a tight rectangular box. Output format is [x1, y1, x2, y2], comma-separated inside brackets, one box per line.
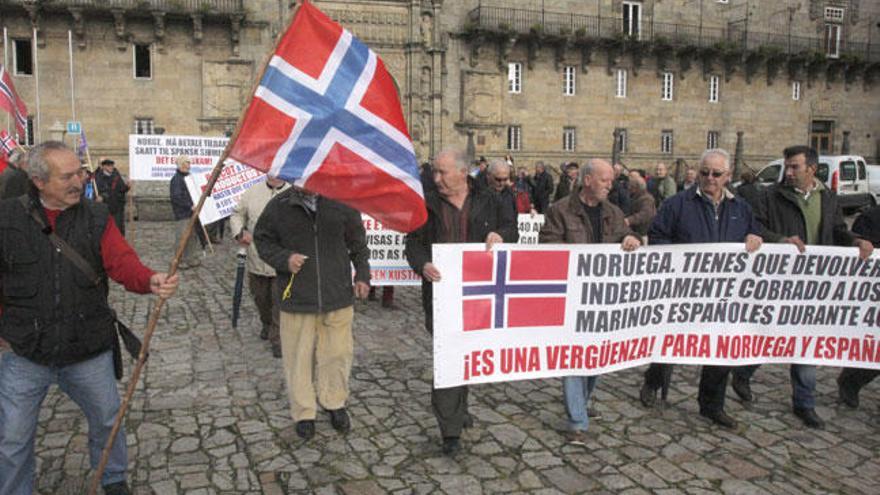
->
[462, 250, 569, 331]
[0, 65, 28, 138]
[227, 0, 426, 232]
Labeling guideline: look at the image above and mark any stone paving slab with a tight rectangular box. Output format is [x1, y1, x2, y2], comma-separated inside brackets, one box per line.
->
[6, 221, 878, 494]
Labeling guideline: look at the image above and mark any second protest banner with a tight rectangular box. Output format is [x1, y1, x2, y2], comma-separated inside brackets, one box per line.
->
[431, 243, 880, 388]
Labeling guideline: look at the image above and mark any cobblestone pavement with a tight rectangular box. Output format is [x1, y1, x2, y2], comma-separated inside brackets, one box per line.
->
[8, 221, 879, 494]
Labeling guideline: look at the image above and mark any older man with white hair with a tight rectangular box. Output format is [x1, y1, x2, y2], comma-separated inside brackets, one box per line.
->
[639, 148, 762, 429]
[540, 158, 641, 446]
[405, 149, 518, 455]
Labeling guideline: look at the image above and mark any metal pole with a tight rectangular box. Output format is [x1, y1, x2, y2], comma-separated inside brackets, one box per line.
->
[33, 27, 40, 143]
[68, 30, 76, 124]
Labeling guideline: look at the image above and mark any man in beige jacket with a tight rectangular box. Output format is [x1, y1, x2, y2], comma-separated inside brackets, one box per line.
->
[229, 176, 290, 357]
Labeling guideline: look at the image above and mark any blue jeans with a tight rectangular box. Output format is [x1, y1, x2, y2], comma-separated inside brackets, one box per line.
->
[0, 351, 127, 495]
[562, 375, 598, 431]
[736, 363, 817, 409]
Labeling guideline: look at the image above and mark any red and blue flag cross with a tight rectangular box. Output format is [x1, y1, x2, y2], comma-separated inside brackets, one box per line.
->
[462, 250, 569, 331]
[255, 29, 420, 193]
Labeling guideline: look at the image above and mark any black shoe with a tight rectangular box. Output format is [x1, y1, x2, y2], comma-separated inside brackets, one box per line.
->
[837, 376, 859, 409]
[639, 383, 656, 408]
[271, 342, 282, 359]
[103, 481, 131, 495]
[329, 408, 351, 433]
[700, 409, 737, 429]
[295, 420, 315, 440]
[732, 375, 753, 402]
[587, 406, 601, 419]
[442, 436, 461, 455]
[793, 407, 825, 429]
[463, 413, 474, 429]
[260, 325, 269, 340]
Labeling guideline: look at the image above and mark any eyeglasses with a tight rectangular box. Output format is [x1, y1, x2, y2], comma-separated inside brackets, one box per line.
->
[699, 169, 725, 178]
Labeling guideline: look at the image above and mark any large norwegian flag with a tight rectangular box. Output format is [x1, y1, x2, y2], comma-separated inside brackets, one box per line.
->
[227, 0, 426, 232]
[0, 65, 28, 139]
[462, 250, 569, 331]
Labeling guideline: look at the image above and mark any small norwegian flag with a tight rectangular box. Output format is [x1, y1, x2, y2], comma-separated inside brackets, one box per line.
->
[462, 250, 569, 331]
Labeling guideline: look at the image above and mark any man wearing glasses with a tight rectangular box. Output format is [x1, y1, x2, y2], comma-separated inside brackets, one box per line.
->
[638, 148, 762, 429]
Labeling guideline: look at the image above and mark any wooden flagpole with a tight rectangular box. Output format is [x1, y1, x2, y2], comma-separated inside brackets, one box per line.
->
[87, 3, 303, 493]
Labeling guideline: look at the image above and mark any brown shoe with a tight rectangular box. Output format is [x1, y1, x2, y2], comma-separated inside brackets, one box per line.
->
[563, 430, 590, 446]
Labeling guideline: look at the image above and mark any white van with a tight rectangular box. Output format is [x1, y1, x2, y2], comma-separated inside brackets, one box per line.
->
[751, 155, 875, 211]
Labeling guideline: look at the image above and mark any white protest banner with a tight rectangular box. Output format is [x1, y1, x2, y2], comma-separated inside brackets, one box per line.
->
[129, 134, 228, 181]
[517, 214, 545, 245]
[432, 243, 880, 388]
[362, 214, 420, 286]
[185, 163, 267, 225]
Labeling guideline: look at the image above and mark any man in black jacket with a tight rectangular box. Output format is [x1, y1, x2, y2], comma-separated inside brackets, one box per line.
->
[95, 159, 130, 235]
[0, 149, 29, 199]
[169, 155, 203, 268]
[254, 187, 370, 441]
[732, 145, 873, 429]
[405, 149, 517, 455]
[837, 204, 880, 409]
[532, 161, 554, 213]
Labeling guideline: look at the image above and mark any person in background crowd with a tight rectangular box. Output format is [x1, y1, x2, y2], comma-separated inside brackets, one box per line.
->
[94, 159, 130, 235]
[169, 155, 203, 269]
[653, 162, 677, 206]
[837, 203, 880, 409]
[554, 162, 579, 201]
[639, 148, 762, 429]
[515, 166, 534, 205]
[404, 149, 517, 455]
[609, 163, 631, 215]
[81, 164, 99, 202]
[732, 145, 873, 429]
[678, 167, 698, 191]
[0, 141, 178, 495]
[419, 161, 436, 195]
[254, 186, 370, 441]
[487, 158, 517, 219]
[229, 176, 290, 358]
[367, 286, 395, 309]
[624, 174, 656, 237]
[532, 161, 554, 213]
[540, 158, 641, 446]
[735, 170, 762, 209]
[473, 156, 489, 191]
[0, 149, 29, 199]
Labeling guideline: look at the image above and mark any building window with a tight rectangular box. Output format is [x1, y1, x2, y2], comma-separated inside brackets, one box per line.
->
[615, 128, 628, 153]
[134, 118, 154, 135]
[661, 130, 674, 154]
[18, 116, 34, 146]
[661, 72, 674, 101]
[508, 62, 522, 94]
[792, 81, 801, 101]
[824, 7, 845, 22]
[824, 24, 841, 58]
[615, 69, 627, 98]
[622, 1, 642, 39]
[563, 66, 576, 96]
[507, 125, 521, 151]
[707, 130, 720, 149]
[13, 39, 33, 76]
[708, 75, 720, 102]
[563, 127, 576, 152]
[133, 43, 152, 79]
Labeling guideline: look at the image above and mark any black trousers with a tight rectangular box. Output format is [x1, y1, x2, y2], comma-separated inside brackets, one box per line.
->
[643, 363, 732, 413]
[423, 283, 468, 438]
[839, 367, 880, 392]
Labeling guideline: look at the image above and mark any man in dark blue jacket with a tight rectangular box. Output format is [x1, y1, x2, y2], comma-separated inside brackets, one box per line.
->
[638, 148, 762, 429]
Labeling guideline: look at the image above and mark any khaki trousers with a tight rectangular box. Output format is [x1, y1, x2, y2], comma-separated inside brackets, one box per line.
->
[280, 306, 354, 422]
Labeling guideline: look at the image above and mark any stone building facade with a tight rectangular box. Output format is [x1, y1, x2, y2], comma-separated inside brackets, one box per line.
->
[0, 0, 877, 194]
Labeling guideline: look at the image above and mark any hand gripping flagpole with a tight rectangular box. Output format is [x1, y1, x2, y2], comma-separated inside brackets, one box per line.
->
[87, 4, 303, 493]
